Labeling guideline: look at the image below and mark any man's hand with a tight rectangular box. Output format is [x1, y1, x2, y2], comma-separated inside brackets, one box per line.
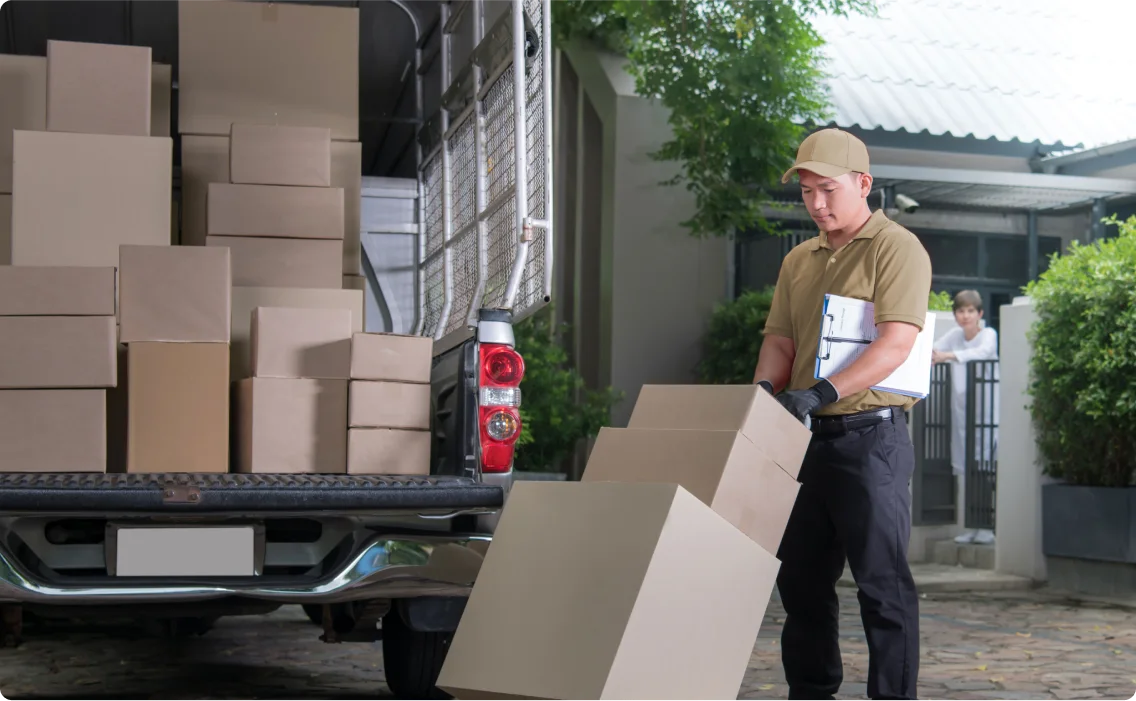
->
[776, 379, 840, 424]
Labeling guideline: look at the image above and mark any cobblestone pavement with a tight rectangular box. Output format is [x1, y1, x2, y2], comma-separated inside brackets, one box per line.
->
[1, 589, 1135, 700]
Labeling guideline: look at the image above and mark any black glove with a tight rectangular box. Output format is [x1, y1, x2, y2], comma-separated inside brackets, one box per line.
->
[775, 379, 840, 424]
[755, 380, 774, 395]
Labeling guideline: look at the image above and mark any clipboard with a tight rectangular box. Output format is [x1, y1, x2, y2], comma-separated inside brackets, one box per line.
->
[814, 294, 936, 399]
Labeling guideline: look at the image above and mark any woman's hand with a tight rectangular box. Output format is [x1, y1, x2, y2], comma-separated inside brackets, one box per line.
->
[931, 350, 955, 364]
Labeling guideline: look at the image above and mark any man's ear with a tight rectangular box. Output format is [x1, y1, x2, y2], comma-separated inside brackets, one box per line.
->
[859, 172, 873, 198]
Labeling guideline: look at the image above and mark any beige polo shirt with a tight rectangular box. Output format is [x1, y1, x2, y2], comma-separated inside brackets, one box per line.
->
[763, 209, 933, 416]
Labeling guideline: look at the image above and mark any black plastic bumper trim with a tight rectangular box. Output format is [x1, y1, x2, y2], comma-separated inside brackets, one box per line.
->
[0, 473, 504, 513]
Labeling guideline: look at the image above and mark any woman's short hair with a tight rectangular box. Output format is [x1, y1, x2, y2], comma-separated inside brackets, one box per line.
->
[953, 289, 984, 313]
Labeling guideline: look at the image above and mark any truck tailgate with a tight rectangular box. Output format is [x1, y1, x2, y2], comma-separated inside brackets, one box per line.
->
[0, 473, 503, 513]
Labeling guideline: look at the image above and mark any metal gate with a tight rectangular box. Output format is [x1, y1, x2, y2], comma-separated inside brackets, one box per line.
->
[964, 360, 999, 531]
[912, 362, 956, 526]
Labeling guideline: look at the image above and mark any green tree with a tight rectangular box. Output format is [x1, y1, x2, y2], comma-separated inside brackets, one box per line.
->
[553, 0, 876, 239]
[512, 309, 623, 473]
[698, 286, 775, 385]
[1024, 215, 1136, 487]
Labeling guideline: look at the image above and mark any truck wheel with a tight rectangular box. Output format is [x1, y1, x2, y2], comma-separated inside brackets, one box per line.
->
[301, 604, 323, 626]
[381, 608, 453, 699]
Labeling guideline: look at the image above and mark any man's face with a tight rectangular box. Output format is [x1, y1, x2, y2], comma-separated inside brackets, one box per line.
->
[799, 170, 869, 232]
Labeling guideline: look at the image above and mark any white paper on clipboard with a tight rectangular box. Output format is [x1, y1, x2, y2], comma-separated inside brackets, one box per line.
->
[814, 294, 936, 398]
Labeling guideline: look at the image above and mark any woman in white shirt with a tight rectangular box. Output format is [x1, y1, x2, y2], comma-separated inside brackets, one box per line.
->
[932, 290, 999, 545]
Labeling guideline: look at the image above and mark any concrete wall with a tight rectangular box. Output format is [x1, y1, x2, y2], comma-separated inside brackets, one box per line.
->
[994, 298, 1049, 581]
[562, 44, 730, 427]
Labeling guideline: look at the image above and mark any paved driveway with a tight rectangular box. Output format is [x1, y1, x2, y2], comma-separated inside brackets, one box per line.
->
[1, 589, 1134, 699]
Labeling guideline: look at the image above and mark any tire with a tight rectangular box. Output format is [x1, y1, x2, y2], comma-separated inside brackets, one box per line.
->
[301, 604, 323, 626]
[382, 607, 453, 700]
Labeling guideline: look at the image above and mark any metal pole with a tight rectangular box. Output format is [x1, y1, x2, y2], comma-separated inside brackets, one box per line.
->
[467, 0, 490, 327]
[435, 3, 455, 338]
[1090, 197, 1108, 242]
[502, 0, 531, 309]
[540, 0, 554, 303]
[1027, 209, 1039, 281]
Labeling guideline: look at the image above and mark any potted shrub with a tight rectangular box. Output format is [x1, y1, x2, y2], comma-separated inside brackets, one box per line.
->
[511, 308, 622, 479]
[1026, 215, 1136, 581]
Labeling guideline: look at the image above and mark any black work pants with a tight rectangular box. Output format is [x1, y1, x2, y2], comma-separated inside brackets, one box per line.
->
[776, 412, 919, 700]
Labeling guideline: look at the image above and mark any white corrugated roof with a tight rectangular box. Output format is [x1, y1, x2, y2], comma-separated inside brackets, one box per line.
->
[810, 0, 1136, 150]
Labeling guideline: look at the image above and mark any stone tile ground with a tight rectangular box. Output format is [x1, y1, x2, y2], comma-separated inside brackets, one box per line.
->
[1, 589, 1134, 700]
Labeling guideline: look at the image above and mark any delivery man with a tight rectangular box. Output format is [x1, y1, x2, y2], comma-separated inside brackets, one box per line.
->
[753, 128, 932, 700]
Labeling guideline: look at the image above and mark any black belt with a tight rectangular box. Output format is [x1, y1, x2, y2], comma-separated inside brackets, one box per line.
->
[810, 406, 901, 435]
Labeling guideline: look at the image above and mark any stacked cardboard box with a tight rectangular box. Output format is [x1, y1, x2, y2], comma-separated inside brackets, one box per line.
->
[117, 245, 232, 473]
[7, 41, 172, 268]
[437, 385, 813, 699]
[178, 0, 364, 278]
[0, 267, 117, 473]
[0, 51, 172, 200]
[235, 307, 352, 474]
[347, 332, 434, 475]
[205, 124, 344, 289]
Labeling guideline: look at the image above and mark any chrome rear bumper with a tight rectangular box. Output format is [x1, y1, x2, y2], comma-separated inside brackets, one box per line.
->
[0, 534, 490, 605]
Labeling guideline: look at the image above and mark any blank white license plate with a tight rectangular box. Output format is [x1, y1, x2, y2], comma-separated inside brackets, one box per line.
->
[115, 527, 256, 577]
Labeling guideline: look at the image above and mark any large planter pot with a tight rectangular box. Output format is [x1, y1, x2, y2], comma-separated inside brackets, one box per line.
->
[1041, 484, 1136, 563]
[1042, 484, 1136, 597]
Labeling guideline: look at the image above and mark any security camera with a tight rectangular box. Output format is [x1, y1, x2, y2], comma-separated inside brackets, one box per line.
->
[894, 193, 920, 214]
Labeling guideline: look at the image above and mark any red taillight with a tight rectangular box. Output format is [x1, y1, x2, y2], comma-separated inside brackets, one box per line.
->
[478, 343, 524, 473]
[481, 346, 525, 385]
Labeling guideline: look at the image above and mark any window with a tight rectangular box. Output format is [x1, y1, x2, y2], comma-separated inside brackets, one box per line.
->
[917, 233, 979, 278]
[984, 236, 1027, 281]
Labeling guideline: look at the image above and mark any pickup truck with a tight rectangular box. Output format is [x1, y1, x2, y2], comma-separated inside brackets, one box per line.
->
[0, 0, 553, 698]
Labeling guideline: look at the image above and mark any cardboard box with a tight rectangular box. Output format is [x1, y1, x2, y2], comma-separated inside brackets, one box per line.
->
[152, 64, 172, 138]
[11, 130, 171, 268]
[230, 124, 332, 187]
[350, 333, 433, 383]
[0, 55, 47, 194]
[581, 427, 800, 556]
[0, 316, 117, 388]
[1, 194, 14, 264]
[124, 343, 229, 473]
[251, 307, 353, 379]
[349, 381, 430, 429]
[629, 384, 812, 480]
[0, 266, 116, 316]
[437, 481, 780, 700]
[180, 137, 361, 270]
[46, 40, 152, 137]
[230, 287, 364, 380]
[235, 378, 348, 474]
[334, 141, 363, 275]
[178, 0, 359, 140]
[207, 183, 344, 240]
[206, 235, 342, 290]
[118, 245, 231, 343]
[0, 390, 106, 473]
[347, 428, 430, 474]
[1, 56, 169, 192]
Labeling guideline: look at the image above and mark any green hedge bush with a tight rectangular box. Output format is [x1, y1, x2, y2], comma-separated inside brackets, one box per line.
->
[512, 308, 622, 473]
[1024, 215, 1136, 487]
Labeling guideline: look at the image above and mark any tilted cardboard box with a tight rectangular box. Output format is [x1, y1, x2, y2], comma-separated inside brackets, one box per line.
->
[438, 481, 780, 700]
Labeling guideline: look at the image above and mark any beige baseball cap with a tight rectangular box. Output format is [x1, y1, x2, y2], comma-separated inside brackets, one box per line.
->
[781, 128, 870, 184]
